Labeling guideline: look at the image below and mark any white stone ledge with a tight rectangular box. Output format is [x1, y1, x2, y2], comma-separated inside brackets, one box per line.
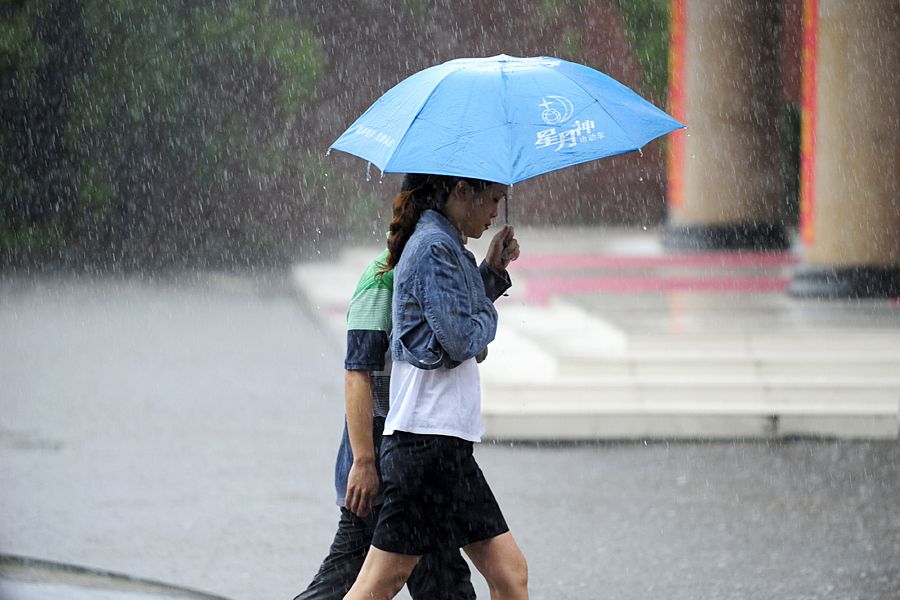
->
[482, 413, 899, 441]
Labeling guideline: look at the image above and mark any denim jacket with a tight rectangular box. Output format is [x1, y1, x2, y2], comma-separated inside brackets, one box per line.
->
[392, 209, 512, 370]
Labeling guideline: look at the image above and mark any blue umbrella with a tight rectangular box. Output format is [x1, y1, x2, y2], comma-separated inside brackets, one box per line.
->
[330, 54, 684, 186]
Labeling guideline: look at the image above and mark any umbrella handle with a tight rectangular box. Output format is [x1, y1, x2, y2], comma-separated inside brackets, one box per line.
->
[501, 185, 512, 297]
[504, 184, 513, 225]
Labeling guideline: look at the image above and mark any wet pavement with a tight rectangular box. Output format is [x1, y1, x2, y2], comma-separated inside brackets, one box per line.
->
[1, 272, 899, 599]
[0, 554, 229, 599]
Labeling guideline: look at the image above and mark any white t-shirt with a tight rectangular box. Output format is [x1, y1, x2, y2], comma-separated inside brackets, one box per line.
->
[385, 358, 484, 442]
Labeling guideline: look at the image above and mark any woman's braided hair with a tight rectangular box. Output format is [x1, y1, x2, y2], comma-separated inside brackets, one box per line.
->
[381, 173, 491, 273]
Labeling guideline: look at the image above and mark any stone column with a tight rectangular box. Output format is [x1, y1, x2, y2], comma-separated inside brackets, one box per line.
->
[666, 0, 789, 250]
[789, 0, 900, 297]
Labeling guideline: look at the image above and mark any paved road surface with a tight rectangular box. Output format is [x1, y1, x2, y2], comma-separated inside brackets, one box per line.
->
[1, 274, 898, 600]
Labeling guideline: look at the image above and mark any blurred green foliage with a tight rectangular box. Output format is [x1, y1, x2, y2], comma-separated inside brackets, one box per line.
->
[778, 102, 801, 222]
[558, 27, 584, 60]
[616, 0, 669, 103]
[0, 2, 49, 97]
[534, 0, 669, 102]
[2, 0, 324, 269]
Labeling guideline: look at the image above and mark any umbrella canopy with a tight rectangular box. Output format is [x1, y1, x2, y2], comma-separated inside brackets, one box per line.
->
[330, 54, 684, 185]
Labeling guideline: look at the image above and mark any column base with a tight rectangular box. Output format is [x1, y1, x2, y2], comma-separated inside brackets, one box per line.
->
[663, 223, 791, 251]
[788, 264, 900, 298]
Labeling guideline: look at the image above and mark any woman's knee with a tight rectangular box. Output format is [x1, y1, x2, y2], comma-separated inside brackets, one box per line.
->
[342, 547, 418, 600]
[466, 535, 528, 593]
[499, 549, 528, 590]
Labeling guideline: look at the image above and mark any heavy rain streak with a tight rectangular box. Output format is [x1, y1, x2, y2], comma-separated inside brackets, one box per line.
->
[1, 1, 898, 600]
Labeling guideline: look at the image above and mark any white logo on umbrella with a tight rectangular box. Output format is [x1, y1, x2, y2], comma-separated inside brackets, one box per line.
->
[539, 96, 574, 125]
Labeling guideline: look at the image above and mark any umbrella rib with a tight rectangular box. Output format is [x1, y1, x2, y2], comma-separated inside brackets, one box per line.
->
[382, 68, 462, 174]
[551, 66, 644, 149]
[501, 61, 514, 186]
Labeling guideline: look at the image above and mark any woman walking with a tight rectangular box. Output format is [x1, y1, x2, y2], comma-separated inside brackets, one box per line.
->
[343, 173, 528, 600]
[293, 243, 476, 600]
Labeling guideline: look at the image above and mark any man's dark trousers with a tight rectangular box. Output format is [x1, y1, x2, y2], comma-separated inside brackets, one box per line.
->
[294, 506, 476, 600]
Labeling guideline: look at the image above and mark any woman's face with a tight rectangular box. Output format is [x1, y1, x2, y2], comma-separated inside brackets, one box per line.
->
[449, 182, 508, 239]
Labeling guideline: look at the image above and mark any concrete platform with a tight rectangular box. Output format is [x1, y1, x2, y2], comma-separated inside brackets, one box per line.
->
[292, 226, 900, 440]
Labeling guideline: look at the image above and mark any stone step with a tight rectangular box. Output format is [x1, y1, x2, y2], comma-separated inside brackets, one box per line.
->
[482, 380, 900, 410]
[557, 356, 900, 384]
[481, 381, 900, 440]
[481, 411, 898, 440]
[499, 301, 900, 359]
[568, 291, 900, 313]
[535, 331, 900, 358]
[592, 315, 900, 330]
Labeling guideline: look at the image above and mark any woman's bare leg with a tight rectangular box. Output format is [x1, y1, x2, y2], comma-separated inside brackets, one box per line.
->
[342, 546, 419, 600]
[464, 532, 528, 600]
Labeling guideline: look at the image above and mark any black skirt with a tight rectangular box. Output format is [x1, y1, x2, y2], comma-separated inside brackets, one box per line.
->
[371, 430, 509, 556]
